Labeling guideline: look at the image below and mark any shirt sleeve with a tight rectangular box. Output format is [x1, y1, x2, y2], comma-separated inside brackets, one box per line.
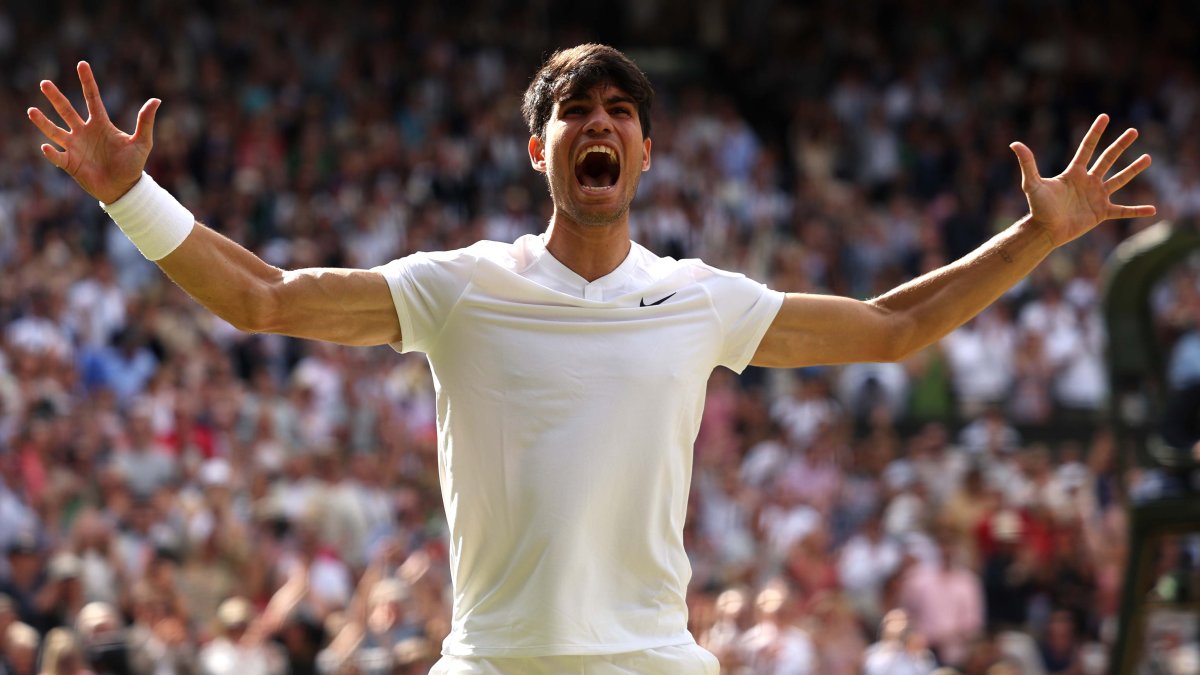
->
[372, 249, 477, 354]
[701, 269, 785, 373]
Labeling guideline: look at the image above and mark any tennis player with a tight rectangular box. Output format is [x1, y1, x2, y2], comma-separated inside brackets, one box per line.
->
[29, 44, 1153, 674]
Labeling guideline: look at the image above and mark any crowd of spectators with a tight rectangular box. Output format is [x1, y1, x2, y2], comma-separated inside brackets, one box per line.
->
[1, 1, 1199, 673]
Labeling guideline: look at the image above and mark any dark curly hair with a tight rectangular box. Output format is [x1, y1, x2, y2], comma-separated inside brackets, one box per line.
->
[522, 44, 654, 140]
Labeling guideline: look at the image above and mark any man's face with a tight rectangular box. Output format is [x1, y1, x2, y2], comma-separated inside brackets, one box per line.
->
[529, 83, 652, 227]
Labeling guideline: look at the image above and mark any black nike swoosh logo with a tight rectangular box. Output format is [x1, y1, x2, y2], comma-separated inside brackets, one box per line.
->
[639, 292, 676, 307]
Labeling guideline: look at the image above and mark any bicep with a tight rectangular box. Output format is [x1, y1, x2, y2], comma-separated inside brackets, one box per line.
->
[750, 293, 909, 368]
[266, 267, 402, 347]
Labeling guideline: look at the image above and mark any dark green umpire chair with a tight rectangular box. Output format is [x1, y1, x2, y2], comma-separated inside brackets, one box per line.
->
[1102, 218, 1200, 675]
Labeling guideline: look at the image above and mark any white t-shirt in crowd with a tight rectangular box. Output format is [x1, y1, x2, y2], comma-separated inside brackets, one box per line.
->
[374, 233, 783, 657]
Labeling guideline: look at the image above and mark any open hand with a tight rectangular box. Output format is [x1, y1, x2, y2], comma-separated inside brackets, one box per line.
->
[27, 61, 159, 204]
[1011, 114, 1156, 247]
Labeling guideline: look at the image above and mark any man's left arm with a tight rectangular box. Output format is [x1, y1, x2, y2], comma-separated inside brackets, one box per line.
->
[752, 114, 1155, 368]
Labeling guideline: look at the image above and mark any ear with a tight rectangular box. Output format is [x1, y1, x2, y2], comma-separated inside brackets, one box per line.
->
[641, 137, 652, 172]
[529, 135, 547, 173]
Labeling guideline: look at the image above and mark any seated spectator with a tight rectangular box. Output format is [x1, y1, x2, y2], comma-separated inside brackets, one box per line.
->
[981, 510, 1037, 631]
[38, 627, 87, 675]
[1038, 609, 1084, 675]
[898, 531, 984, 668]
[2, 622, 39, 675]
[74, 601, 130, 675]
[739, 581, 816, 675]
[125, 582, 194, 675]
[79, 328, 158, 408]
[837, 507, 903, 623]
[809, 592, 869, 675]
[0, 536, 53, 635]
[697, 587, 751, 670]
[109, 406, 178, 500]
[862, 609, 937, 675]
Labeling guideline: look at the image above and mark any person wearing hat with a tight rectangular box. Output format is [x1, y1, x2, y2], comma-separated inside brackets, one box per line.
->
[198, 571, 307, 675]
[0, 536, 55, 635]
[197, 596, 284, 675]
[40, 554, 85, 637]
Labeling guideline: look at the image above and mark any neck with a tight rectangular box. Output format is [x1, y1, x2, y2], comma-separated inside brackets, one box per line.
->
[544, 211, 632, 282]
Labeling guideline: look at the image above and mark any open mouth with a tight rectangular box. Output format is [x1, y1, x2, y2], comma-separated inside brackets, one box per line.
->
[574, 145, 620, 191]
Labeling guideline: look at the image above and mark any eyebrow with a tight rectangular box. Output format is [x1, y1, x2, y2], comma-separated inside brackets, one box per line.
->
[560, 94, 636, 107]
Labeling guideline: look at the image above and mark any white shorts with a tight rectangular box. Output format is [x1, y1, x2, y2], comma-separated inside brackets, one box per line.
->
[429, 643, 721, 675]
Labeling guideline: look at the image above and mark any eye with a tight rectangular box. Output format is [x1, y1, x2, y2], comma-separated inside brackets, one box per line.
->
[611, 107, 633, 117]
[563, 105, 587, 116]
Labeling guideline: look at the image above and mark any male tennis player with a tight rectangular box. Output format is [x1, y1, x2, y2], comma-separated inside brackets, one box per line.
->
[29, 44, 1152, 674]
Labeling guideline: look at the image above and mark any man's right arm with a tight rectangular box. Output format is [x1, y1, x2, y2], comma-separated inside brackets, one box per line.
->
[158, 224, 401, 346]
[28, 61, 401, 348]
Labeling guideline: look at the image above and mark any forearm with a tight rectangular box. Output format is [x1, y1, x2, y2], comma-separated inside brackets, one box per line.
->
[870, 215, 1055, 359]
[157, 224, 283, 332]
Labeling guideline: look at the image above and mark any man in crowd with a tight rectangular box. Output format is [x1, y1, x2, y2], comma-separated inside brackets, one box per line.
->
[28, 43, 1152, 673]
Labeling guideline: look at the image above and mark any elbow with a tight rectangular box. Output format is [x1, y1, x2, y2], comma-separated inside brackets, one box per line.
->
[884, 332, 920, 362]
[230, 277, 285, 334]
[873, 307, 922, 363]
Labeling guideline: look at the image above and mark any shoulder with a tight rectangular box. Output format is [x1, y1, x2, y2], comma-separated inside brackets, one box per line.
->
[373, 238, 528, 281]
[628, 243, 757, 287]
[678, 256, 779, 307]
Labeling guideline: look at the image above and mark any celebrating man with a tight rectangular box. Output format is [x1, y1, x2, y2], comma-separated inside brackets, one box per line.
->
[29, 44, 1152, 674]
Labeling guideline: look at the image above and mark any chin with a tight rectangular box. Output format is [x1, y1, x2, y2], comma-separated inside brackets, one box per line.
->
[567, 202, 629, 227]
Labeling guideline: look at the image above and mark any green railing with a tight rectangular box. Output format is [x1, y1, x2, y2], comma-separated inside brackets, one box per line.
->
[1101, 219, 1200, 675]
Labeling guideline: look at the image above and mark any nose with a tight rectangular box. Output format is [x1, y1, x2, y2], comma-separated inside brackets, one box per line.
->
[583, 108, 612, 135]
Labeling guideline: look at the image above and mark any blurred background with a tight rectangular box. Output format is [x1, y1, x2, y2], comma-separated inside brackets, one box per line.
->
[0, 1, 1197, 673]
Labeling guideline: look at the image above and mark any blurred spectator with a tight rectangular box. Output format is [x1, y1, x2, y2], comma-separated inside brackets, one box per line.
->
[0, 536, 54, 635]
[79, 328, 158, 407]
[837, 507, 902, 624]
[2, 621, 39, 675]
[739, 581, 816, 675]
[941, 308, 1016, 417]
[698, 587, 751, 670]
[125, 582, 194, 674]
[196, 597, 286, 675]
[898, 532, 985, 667]
[38, 627, 87, 675]
[109, 405, 177, 499]
[862, 609, 937, 675]
[1038, 609, 1085, 675]
[981, 510, 1038, 631]
[74, 601, 131, 675]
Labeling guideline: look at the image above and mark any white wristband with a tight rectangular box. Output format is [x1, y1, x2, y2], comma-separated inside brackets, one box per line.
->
[100, 172, 195, 261]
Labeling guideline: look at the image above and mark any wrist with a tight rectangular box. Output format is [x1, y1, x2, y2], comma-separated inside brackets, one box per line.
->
[1017, 215, 1058, 251]
[97, 176, 141, 205]
[100, 172, 195, 261]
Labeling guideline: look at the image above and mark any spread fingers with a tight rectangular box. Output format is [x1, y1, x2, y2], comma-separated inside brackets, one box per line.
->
[27, 107, 70, 147]
[39, 79, 85, 130]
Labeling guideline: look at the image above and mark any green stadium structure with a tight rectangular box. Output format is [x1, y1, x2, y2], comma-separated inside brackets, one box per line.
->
[1102, 219, 1200, 674]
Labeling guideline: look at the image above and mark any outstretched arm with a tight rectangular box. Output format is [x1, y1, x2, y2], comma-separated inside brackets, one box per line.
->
[28, 62, 401, 347]
[752, 114, 1155, 368]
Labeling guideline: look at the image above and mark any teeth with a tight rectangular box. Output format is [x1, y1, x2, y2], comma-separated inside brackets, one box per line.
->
[575, 145, 617, 166]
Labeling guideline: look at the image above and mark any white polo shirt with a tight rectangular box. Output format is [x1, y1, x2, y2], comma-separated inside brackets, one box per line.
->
[374, 234, 783, 657]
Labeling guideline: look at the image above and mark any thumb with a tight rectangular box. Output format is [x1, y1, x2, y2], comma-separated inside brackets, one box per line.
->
[132, 98, 160, 150]
[1010, 142, 1041, 192]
